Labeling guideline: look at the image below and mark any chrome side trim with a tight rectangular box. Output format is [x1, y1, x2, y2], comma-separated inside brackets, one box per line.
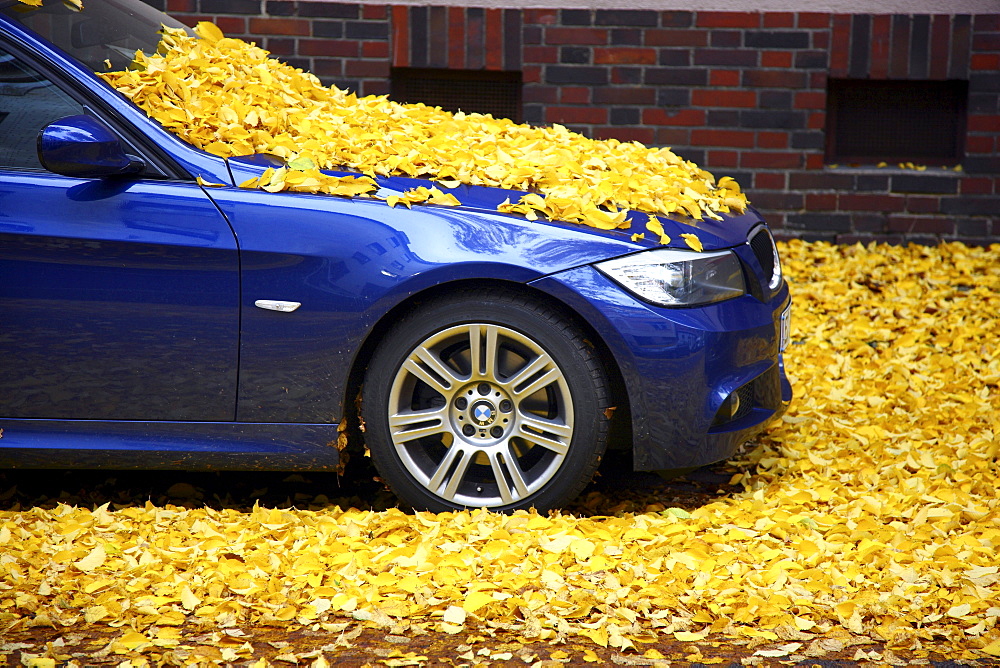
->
[254, 299, 301, 313]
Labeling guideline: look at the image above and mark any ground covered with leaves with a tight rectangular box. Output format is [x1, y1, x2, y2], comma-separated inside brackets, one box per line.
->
[1, 240, 998, 667]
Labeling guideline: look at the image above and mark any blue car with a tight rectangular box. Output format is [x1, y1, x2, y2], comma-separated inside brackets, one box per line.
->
[0, 0, 791, 512]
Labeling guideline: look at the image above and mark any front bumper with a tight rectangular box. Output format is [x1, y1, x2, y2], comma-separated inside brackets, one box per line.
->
[529, 265, 792, 471]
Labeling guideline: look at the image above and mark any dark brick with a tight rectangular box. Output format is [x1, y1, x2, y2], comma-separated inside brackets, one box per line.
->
[791, 131, 824, 150]
[891, 174, 959, 194]
[523, 26, 542, 45]
[266, 1, 294, 16]
[856, 174, 890, 191]
[300, 3, 359, 18]
[313, 21, 344, 39]
[740, 110, 806, 129]
[522, 105, 544, 124]
[610, 107, 641, 125]
[694, 48, 758, 67]
[940, 197, 1000, 215]
[910, 14, 930, 79]
[345, 21, 388, 40]
[595, 9, 658, 27]
[787, 213, 852, 232]
[970, 73, 1000, 93]
[957, 218, 988, 236]
[795, 51, 828, 69]
[672, 147, 706, 164]
[851, 212, 888, 232]
[752, 192, 804, 210]
[645, 68, 707, 86]
[661, 11, 693, 28]
[789, 171, 855, 190]
[282, 57, 311, 71]
[707, 110, 740, 126]
[612, 67, 642, 84]
[142, 0, 165, 9]
[560, 46, 590, 64]
[849, 14, 871, 78]
[968, 93, 999, 114]
[593, 87, 655, 105]
[760, 91, 793, 109]
[963, 156, 1000, 174]
[658, 49, 690, 66]
[742, 70, 808, 88]
[200, 0, 259, 14]
[711, 30, 741, 48]
[561, 9, 591, 25]
[657, 88, 690, 107]
[611, 29, 642, 46]
[745, 31, 810, 49]
[545, 66, 608, 85]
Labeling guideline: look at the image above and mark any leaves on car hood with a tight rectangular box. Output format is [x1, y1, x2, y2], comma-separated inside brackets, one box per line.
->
[1, 241, 998, 662]
[99, 23, 747, 243]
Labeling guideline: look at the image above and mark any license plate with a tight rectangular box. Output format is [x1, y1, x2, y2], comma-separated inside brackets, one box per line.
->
[779, 303, 791, 352]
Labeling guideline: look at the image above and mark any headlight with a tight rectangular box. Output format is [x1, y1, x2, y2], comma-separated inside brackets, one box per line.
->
[596, 248, 746, 307]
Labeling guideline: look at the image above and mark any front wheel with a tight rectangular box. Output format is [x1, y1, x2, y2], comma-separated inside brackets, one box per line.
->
[361, 291, 610, 513]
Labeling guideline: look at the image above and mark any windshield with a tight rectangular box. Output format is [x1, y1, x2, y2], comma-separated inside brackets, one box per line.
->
[0, 0, 188, 71]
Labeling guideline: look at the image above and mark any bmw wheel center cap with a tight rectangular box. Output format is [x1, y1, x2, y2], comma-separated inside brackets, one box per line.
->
[471, 401, 496, 426]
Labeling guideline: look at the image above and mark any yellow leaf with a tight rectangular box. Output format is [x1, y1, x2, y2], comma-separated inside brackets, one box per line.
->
[443, 605, 466, 625]
[463, 591, 493, 613]
[195, 21, 225, 43]
[75, 545, 106, 572]
[681, 233, 703, 252]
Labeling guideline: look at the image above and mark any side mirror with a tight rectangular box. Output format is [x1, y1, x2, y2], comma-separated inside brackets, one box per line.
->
[37, 115, 145, 178]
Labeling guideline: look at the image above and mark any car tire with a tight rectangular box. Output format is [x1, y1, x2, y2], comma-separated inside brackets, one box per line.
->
[362, 290, 610, 513]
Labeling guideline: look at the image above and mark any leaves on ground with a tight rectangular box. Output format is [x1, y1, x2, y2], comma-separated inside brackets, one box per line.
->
[1, 240, 998, 665]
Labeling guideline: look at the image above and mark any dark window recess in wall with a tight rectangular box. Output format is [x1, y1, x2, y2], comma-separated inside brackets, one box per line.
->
[825, 79, 968, 166]
[390, 68, 522, 123]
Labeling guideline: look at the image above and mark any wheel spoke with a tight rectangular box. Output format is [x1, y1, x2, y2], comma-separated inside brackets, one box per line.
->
[511, 367, 561, 399]
[517, 413, 572, 456]
[402, 344, 462, 396]
[388, 407, 448, 442]
[440, 448, 473, 501]
[504, 353, 553, 394]
[489, 449, 529, 504]
[468, 324, 499, 380]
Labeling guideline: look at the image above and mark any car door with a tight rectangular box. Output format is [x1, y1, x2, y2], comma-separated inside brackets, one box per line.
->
[0, 42, 241, 423]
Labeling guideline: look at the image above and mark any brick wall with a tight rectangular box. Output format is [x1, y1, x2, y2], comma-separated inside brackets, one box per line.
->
[144, 0, 1000, 245]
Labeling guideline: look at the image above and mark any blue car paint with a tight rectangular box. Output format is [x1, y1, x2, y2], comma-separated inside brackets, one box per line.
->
[0, 11, 791, 475]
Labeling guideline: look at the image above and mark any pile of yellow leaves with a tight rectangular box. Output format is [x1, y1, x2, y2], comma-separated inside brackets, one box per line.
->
[99, 23, 746, 233]
[1, 241, 998, 664]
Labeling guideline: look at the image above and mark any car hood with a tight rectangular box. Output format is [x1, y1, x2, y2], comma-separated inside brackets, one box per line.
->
[225, 155, 765, 253]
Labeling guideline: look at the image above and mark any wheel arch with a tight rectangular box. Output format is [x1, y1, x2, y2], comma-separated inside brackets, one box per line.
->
[341, 278, 632, 453]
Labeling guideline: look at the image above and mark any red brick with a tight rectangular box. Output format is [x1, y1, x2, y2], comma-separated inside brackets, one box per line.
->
[645, 29, 707, 47]
[594, 47, 656, 65]
[806, 193, 838, 210]
[523, 46, 558, 63]
[840, 193, 906, 212]
[710, 70, 740, 86]
[929, 15, 950, 80]
[763, 12, 794, 28]
[521, 65, 541, 83]
[830, 14, 850, 76]
[757, 131, 788, 149]
[448, 7, 465, 69]
[692, 129, 755, 148]
[761, 51, 793, 68]
[214, 17, 245, 35]
[692, 89, 756, 107]
[968, 115, 1000, 133]
[971, 54, 1000, 70]
[249, 18, 309, 36]
[523, 9, 558, 25]
[392, 6, 409, 67]
[961, 177, 995, 195]
[299, 39, 359, 57]
[345, 60, 389, 77]
[813, 31, 829, 49]
[560, 87, 591, 104]
[974, 14, 1000, 31]
[362, 41, 389, 59]
[595, 127, 656, 144]
[810, 71, 827, 89]
[795, 91, 825, 109]
[166, 0, 194, 12]
[966, 135, 996, 154]
[870, 15, 891, 79]
[545, 28, 608, 45]
[708, 150, 739, 167]
[644, 108, 706, 126]
[362, 5, 386, 20]
[485, 8, 503, 70]
[656, 128, 690, 146]
[755, 172, 785, 189]
[797, 12, 830, 29]
[546, 106, 608, 125]
[741, 152, 802, 169]
[905, 196, 941, 213]
[696, 12, 760, 29]
[806, 154, 825, 169]
[808, 112, 826, 129]
[593, 88, 656, 105]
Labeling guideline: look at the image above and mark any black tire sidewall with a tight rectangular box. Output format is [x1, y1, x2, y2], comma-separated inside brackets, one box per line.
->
[362, 292, 609, 513]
